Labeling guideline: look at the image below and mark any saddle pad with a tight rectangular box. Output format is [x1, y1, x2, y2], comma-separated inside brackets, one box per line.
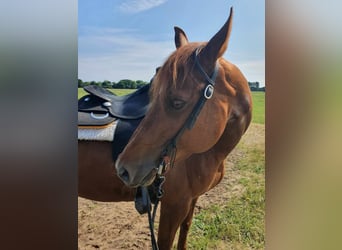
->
[78, 118, 143, 161]
[78, 121, 117, 142]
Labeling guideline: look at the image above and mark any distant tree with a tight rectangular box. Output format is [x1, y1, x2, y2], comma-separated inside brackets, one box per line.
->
[131, 81, 137, 89]
[89, 81, 103, 87]
[136, 80, 148, 88]
[78, 79, 83, 87]
[117, 79, 136, 89]
[81, 79, 149, 89]
[102, 80, 112, 88]
[78, 79, 91, 88]
[114, 81, 125, 89]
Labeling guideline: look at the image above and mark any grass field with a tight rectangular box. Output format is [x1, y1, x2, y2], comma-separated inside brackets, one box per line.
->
[78, 88, 264, 125]
[187, 124, 265, 249]
[78, 88, 133, 98]
[250, 92, 265, 124]
[78, 87, 264, 249]
[186, 92, 265, 249]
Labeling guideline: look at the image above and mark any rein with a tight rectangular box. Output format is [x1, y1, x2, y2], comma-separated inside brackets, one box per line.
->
[142, 47, 220, 249]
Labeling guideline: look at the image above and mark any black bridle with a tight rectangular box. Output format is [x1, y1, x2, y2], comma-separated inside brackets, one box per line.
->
[157, 47, 220, 173]
[142, 47, 220, 250]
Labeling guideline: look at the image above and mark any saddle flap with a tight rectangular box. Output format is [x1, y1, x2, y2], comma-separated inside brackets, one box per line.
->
[108, 84, 150, 119]
[84, 85, 117, 101]
[78, 84, 151, 126]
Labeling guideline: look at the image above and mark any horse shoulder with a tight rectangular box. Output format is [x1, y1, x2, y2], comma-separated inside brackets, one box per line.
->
[220, 59, 252, 129]
[178, 151, 225, 197]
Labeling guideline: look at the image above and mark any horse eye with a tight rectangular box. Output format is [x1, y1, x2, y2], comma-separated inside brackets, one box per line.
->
[172, 99, 186, 110]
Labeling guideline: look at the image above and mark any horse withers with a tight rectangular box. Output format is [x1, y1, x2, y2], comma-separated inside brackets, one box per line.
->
[116, 6, 252, 249]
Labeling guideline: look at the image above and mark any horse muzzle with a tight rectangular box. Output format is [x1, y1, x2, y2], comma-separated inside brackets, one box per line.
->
[115, 159, 157, 188]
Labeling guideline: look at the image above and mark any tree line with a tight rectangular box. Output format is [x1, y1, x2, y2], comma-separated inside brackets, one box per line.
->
[78, 78, 265, 91]
[78, 79, 150, 89]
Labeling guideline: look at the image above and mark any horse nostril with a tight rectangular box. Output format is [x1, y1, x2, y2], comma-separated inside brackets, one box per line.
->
[118, 167, 130, 183]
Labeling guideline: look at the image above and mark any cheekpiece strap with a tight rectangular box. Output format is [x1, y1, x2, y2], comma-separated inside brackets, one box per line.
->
[194, 47, 220, 89]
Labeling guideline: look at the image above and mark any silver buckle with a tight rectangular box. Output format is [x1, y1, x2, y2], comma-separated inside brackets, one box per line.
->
[204, 84, 214, 99]
[102, 101, 112, 107]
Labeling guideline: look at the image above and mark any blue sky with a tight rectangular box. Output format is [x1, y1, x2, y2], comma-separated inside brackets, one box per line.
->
[79, 0, 265, 86]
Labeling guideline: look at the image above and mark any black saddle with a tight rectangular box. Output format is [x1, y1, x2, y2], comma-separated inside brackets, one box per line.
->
[78, 84, 151, 160]
[78, 84, 159, 216]
[78, 84, 150, 126]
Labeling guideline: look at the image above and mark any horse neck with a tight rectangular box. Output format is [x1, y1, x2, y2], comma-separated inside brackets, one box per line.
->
[210, 59, 252, 160]
[216, 120, 245, 158]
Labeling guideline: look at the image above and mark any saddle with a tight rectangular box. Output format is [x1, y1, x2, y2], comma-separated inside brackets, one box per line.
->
[78, 84, 150, 126]
[78, 84, 156, 214]
[78, 84, 150, 160]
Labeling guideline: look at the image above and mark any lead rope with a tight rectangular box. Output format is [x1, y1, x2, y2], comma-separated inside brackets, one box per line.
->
[142, 167, 166, 250]
[143, 186, 159, 250]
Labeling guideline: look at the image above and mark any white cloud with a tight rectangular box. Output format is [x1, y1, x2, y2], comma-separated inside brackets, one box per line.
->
[79, 27, 265, 86]
[119, 0, 168, 14]
[78, 28, 174, 82]
[235, 60, 265, 86]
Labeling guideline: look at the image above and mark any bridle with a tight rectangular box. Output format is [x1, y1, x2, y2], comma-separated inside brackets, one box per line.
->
[141, 46, 220, 250]
[157, 46, 220, 175]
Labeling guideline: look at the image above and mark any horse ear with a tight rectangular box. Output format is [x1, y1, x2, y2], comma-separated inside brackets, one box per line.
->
[199, 7, 233, 70]
[174, 26, 189, 49]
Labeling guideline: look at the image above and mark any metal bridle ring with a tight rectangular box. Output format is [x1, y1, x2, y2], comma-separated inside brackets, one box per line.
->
[204, 84, 214, 99]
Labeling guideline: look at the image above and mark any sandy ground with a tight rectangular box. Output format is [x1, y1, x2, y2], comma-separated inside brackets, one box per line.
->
[78, 124, 264, 249]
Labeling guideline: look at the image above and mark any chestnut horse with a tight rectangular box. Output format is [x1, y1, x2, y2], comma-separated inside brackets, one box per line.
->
[79, 7, 252, 249]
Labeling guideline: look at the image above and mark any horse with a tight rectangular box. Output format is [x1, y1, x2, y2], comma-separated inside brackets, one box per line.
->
[79, 6, 252, 249]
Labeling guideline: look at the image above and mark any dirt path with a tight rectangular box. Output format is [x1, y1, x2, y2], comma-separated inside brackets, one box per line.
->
[78, 124, 264, 249]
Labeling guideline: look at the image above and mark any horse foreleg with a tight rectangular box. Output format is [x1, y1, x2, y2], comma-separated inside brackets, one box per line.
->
[157, 198, 193, 250]
[177, 197, 198, 250]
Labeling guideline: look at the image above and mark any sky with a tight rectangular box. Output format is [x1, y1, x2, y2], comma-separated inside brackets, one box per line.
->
[79, 0, 265, 86]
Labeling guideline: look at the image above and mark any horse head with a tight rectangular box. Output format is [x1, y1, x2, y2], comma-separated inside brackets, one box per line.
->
[116, 7, 251, 187]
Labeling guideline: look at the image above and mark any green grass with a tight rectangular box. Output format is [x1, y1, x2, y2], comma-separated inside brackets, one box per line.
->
[187, 132, 265, 250]
[251, 92, 265, 124]
[78, 87, 265, 249]
[78, 88, 134, 99]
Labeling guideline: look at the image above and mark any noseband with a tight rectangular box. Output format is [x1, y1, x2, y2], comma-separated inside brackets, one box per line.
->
[157, 47, 220, 175]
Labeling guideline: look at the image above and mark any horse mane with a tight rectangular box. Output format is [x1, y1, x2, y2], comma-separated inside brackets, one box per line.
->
[150, 42, 205, 99]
